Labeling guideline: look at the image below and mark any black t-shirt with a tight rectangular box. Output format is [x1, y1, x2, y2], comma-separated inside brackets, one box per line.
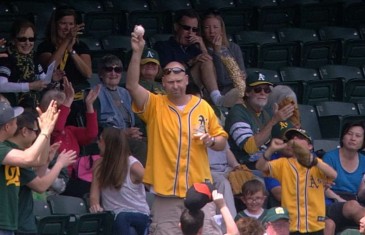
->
[36, 40, 90, 90]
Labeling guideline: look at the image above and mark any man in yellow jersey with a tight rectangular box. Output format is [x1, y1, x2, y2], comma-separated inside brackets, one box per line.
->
[256, 128, 337, 234]
[126, 31, 228, 235]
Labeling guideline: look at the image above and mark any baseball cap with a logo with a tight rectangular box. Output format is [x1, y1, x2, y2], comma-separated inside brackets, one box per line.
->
[141, 48, 160, 65]
[0, 101, 24, 125]
[246, 71, 273, 87]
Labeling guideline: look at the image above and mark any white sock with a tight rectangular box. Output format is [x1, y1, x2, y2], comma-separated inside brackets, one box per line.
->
[210, 90, 223, 106]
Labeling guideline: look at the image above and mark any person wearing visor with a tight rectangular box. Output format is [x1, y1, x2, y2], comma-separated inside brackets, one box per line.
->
[126, 31, 228, 235]
[256, 128, 337, 234]
[224, 71, 295, 168]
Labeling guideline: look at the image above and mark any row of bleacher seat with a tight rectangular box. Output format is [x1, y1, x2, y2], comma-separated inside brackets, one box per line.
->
[33, 194, 114, 235]
[1, 0, 365, 40]
[298, 101, 365, 141]
[247, 65, 365, 104]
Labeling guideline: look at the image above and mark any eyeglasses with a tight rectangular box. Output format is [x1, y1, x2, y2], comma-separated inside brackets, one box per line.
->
[16, 37, 35, 42]
[103, 66, 122, 73]
[26, 127, 40, 134]
[252, 86, 271, 94]
[179, 23, 198, 33]
[245, 197, 265, 203]
[163, 67, 186, 75]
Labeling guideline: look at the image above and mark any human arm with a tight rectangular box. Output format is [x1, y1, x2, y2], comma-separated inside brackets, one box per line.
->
[68, 50, 92, 79]
[2, 100, 59, 167]
[35, 142, 61, 177]
[212, 190, 239, 235]
[226, 148, 240, 169]
[0, 76, 46, 92]
[255, 138, 286, 173]
[316, 158, 337, 180]
[358, 175, 365, 202]
[62, 76, 74, 107]
[325, 188, 347, 202]
[89, 158, 104, 213]
[252, 104, 295, 148]
[199, 133, 227, 151]
[85, 84, 101, 113]
[130, 160, 144, 184]
[125, 32, 149, 111]
[26, 149, 77, 193]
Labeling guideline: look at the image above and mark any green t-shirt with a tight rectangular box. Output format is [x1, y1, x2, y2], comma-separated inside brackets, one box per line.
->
[18, 167, 37, 233]
[0, 141, 19, 231]
[224, 103, 271, 164]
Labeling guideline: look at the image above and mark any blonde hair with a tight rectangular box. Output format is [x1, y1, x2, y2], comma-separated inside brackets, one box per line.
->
[202, 13, 229, 47]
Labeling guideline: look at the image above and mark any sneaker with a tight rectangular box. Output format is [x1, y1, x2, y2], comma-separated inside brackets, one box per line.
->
[216, 88, 240, 107]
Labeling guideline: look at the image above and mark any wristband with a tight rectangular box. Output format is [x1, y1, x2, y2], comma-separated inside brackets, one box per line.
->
[40, 133, 49, 140]
[262, 151, 270, 161]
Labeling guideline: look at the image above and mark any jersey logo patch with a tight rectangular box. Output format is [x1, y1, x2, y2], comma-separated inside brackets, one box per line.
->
[317, 216, 326, 222]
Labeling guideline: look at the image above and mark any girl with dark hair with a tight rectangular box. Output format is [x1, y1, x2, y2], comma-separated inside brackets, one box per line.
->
[37, 6, 92, 90]
[89, 127, 149, 235]
[323, 121, 365, 232]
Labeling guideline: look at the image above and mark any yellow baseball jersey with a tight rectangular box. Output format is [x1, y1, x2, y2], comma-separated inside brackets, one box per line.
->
[133, 93, 227, 197]
[268, 157, 327, 233]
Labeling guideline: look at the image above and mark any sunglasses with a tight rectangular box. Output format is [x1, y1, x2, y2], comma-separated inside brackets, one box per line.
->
[163, 67, 185, 75]
[103, 66, 122, 73]
[26, 126, 40, 134]
[16, 37, 35, 42]
[179, 23, 198, 33]
[252, 86, 271, 94]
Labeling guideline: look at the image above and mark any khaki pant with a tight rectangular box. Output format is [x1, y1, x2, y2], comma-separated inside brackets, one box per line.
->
[149, 196, 223, 235]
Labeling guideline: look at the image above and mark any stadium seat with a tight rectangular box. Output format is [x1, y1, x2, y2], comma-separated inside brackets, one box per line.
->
[33, 199, 71, 235]
[101, 35, 132, 67]
[190, 0, 235, 11]
[277, 0, 320, 6]
[276, 28, 339, 68]
[67, 0, 104, 13]
[128, 11, 171, 37]
[298, 104, 322, 140]
[219, 8, 255, 34]
[234, 31, 300, 69]
[10, 0, 56, 39]
[79, 35, 102, 52]
[343, 2, 365, 28]
[234, 0, 277, 8]
[312, 139, 340, 153]
[355, 99, 365, 115]
[344, 78, 365, 103]
[107, 0, 150, 12]
[84, 11, 127, 39]
[315, 101, 365, 139]
[149, 0, 192, 11]
[318, 26, 361, 41]
[279, 66, 343, 104]
[148, 33, 173, 48]
[245, 68, 282, 84]
[47, 195, 114, 235]
[341, 40, 365, 67]
[319, 65, 364, 81]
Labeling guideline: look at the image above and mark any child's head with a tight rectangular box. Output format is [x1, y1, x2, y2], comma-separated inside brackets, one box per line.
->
[240, 179, 267, 213]
[39, 89, 66, 111]
[180, 209, 204, 235]
[236, 217, 265, 235]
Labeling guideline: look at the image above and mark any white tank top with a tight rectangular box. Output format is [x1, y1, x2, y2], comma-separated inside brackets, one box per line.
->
[101, 156, 150, 216]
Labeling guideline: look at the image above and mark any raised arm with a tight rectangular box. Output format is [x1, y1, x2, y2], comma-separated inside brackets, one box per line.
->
[89, 158, 103, 213]
[125, 32, 149, 111]
[256, 138, 286, 172]
[27, 149, 77, 193]
[2, 100, 59, 167]
[212, 190, 239, 235]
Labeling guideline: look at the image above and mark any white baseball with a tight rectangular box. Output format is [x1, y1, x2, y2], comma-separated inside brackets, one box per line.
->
[134, 25, 145, 37]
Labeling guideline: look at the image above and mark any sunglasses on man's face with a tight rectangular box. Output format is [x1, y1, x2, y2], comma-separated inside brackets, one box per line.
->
[252, 86, 271, 94]
[163, 67, 185, 75]
[16, 37, 35, 42]
[179, 23, 198, 33]
[103, 66, 123, 73]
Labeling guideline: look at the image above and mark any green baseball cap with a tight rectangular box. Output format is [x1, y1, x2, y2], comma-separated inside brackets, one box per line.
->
[271, 121, 295, 139]
[246, 71, 273, 87]
[262, 207, 289, 223]
[284, 128, 312, 143]
[141, 48, 160, 65]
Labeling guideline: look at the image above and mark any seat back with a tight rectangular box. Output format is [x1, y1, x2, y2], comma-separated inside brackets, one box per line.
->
[318, 26, 361, 41]
[280, 66, 319, 81]
[315, 101, 359, 117]
[33, 200, 70, 235]
[277, 27, 320, 43]
[319, 65, 364, 81]
[298, 104, 322, 139]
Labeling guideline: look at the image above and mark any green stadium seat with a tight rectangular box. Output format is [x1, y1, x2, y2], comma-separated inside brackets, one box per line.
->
[149, 0, 192, 11]
[298, 104, 322, 140]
